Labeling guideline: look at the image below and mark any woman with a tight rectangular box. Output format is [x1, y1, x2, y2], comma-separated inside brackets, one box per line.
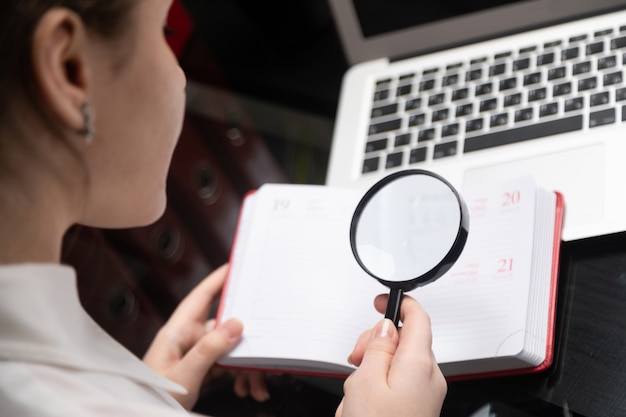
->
[0, 0, 447, 416]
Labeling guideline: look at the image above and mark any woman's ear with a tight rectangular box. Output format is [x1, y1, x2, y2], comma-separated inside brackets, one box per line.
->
[30, 8, 91, 135]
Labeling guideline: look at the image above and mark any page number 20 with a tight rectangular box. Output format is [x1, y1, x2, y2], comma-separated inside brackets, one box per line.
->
[502, 190, 521, 207]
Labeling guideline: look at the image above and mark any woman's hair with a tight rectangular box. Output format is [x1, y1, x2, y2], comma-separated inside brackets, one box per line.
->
[0, 0, 133, 123]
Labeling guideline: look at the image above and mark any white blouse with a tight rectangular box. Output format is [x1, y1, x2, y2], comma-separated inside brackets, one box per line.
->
[0, 263, 199, 416]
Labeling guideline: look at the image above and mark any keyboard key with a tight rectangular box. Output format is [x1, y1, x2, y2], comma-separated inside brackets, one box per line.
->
[611, 36, 626, 50]
[590, 92, 610, 107]
[504, 93, 522, 107]
[433, 141, 458, 159]
[548, 66, 566, 80]
[589, 108, 616, 127]
[405, 98, 422, 111]
[466, 68, 483, 81]
[375, 78, 392, 87]
[371, 103, 398, 118]
[586, 41, 604, 55]
[394, 133, 411, 147]
[464, 115, 583, 153]
[369, 119, 401, 135]
[603, 71, 623, 86]
[499, 77, 517, 91]
[397, 84, 412, 96]
[513, 57, 530, 71]
[523, 72, 542, 86]
[409, 147, 427, 164]
[419, 79, 436, 91]
[553, 82, 572, 97]
[429, 93, 446, 106]
[480, 98, 498, 112]
[386, 152, 404, 168]
[537, 52, 555, 66]
[399, 73, 415, 81]
[569, 34, 587, 43]
[408, 113, 426, 127]
[442, 123, 459, 137]
[418, 128, 436, 142]
[616, 87, 626, 101]
[544, 40, 562, 48]
[561, 47, 579, 60]
[564, 97, 584, 112]
[373, 89, 390, 101]
[598, 55, 617, 69]
[528, 87, 547, 102]
[578, 76, 597, 91]
[623, 106, 626, 121]
[539, 102, 559, 117]
[595, 28, 613, 37]
[465, 118, 484, 133]
[432, 109, 449, 122]
[362, 157, 380, 173]
[489, 63, 506, 76]
[365, 138, 388, 152]
[423, 67, 439, 75]
[519, 45, 537, 54]
[470, 57, 488, 65]
[573, 61, 592, 75]
[490, 112, 509, 127]
[475, 82, 493, 96]
[452, 88, 469, 101]
[446, 62, 463, 70]
[514, 108, 533, 122]
[494, 51, 512, 59]
[443, 74, 460, 86]
[456, 103, 473, 117]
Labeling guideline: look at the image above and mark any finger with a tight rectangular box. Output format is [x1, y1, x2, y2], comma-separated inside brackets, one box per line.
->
[388, 296, 439, 385]
[346, 327, 373, 367]
[373, 293, 389, 314]
[246, 372, 270, 402]
[356, 319, 399, 381]
[169, 264, 230, 325]
[233, 372, 250, 398]
[395, 296, 434, 356]
[335, 398, 344, 417]
[169, 318, 243, 393]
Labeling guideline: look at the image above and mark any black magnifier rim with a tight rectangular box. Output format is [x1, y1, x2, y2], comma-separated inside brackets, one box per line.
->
[349, 169, 469, 292]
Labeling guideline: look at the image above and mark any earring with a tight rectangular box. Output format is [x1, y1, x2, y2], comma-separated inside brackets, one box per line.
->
[81, 101, 94, 144]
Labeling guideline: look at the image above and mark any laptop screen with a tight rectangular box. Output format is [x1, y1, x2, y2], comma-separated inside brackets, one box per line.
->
[329, 0, 626, 65]
[353, 0, 525, 38]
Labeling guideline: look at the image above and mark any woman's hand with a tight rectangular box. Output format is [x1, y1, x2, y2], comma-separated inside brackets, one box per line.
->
[336, 294, 447, 417]
[142, 264, 269, 409]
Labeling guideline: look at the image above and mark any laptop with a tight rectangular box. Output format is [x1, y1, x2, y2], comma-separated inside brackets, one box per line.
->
[325, 0, 626, 241]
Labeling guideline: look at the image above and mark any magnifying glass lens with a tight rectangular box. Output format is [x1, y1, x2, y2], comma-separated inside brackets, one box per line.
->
[350, 170, 468, 325]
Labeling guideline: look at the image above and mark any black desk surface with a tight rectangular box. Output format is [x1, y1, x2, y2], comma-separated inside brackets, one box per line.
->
[440, 232, 626, 417]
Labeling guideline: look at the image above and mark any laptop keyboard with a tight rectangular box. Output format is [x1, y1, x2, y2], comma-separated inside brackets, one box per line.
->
[363, 21, 626, 174]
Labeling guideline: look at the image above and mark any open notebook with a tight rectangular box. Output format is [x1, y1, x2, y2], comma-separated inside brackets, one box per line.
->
[326, 0, 626, 241]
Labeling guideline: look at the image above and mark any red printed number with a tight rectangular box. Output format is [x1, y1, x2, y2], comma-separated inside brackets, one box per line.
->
[498, 258, 514, 273]
[502, 190, 521, 207]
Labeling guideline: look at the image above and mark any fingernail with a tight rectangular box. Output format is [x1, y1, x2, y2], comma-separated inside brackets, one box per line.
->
[373, 319, 394, 339]
[259, 390, 271, 402]
[346, 355, 354, 365]
[219, 318, 243, 342]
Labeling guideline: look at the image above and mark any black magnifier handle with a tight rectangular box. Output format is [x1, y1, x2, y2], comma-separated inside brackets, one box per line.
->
[384, 288, 404, 327]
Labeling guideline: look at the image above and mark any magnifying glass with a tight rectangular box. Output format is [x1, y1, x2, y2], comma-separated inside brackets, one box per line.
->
[349, 169, 469, 326]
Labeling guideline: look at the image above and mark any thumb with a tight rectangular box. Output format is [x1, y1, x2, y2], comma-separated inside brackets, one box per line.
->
[171, 318, 243, 392]
[358, 319, 399, 378]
